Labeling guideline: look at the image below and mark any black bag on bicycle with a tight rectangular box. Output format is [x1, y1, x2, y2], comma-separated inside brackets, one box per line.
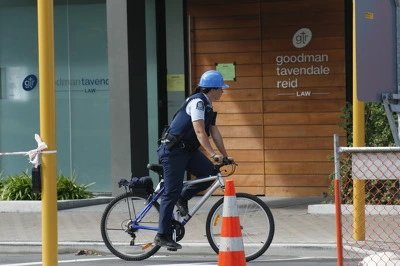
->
[118, 175, 154, 195]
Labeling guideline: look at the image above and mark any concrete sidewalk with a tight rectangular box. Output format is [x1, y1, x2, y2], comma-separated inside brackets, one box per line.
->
[0, 196, 337, 255]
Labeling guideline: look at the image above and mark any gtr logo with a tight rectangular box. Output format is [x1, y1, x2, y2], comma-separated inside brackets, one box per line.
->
[292, 28, 312, 48]
[22, 74, 38, 91]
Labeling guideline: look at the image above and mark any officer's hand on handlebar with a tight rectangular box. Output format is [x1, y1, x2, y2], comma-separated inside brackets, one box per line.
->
[213, 155, 235, 164]
[213, 154, 224, 162]
[223, 156, 235, 164]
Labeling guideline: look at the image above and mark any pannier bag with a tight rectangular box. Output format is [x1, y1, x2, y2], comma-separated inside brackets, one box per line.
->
[118, 175, 154, 194]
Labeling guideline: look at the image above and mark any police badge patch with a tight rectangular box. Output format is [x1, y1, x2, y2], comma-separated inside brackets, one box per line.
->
[196, 101, 205, 111]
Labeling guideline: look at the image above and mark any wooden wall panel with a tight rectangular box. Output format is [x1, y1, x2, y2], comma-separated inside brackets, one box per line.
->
[264, 125, 344, 137]
[218, 113, 263, 125]
[194, 16, 259, 29]
[188, 0, 259, 7]
[264, 112, 344, 125]
[264, 150, 333, 162]
[262, 11, 344, 26]
[233, 162, 264, 175]
[265, 187, 328, 197]
[188, 3, 260, 17]
[219, 89, 263, 102]
[214, 101, 263, 113]
[263, 100, 344, 112]
[223, 138, 263, 150]
[193, 29, 260, 42]
[192, 52, 261, 67]
[265, 162, 333, 175]
[264, 137, 346, 150]
[266, 175, 331, 187]
[195, 64, 263, 77]
[188, 0, 346, 196]
[228, 174, 265, 187]
[260, 0, 344, 13]
[219, 125, 263, 138]
[229, 150, 264, 162]
[193, 40, 260, 53]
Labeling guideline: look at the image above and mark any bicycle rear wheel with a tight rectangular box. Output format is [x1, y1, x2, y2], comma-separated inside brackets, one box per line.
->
[100, 192, 160, 261]
[206, 193, 275, 261]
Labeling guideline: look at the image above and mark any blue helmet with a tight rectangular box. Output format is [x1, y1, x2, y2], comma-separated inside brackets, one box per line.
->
[198, 70, 229, 88]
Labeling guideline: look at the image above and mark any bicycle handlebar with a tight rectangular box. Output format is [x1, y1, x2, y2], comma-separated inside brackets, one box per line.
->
[214, 157, 237, 172]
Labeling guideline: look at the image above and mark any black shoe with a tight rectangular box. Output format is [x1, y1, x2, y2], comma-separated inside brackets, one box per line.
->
[154, 234, 182, 249]
[176, 196, 188, 216]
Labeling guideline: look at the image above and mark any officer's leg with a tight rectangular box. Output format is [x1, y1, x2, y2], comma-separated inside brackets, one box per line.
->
[180, 150, 217, 200]
[158, 148, 187, 235]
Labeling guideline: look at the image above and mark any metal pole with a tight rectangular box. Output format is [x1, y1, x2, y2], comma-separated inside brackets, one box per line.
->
[334, 134, 343, 266]
[37, 0, 58, 265]
[352, 0, 366, 241]
[395, 0, 400, 141]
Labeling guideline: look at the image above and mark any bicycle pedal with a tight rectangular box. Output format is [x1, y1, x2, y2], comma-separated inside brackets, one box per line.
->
[167, 247, 178, 252]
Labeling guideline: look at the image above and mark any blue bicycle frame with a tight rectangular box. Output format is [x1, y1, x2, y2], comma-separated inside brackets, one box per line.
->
[129, 174, 226, 231]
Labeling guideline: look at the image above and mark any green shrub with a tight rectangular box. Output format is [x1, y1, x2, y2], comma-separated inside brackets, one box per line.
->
[332, 102, 399, 205]
[57, 172, 94, 200]
[0, 172, 4, 191]
[0, 171, 41, 200]
[339, 102, 397, 147]
[0, 171, 94, 200]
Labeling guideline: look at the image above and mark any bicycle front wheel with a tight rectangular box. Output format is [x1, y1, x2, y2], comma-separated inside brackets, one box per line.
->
[100, 192, 160, 261]
[206, 193, 275, 261]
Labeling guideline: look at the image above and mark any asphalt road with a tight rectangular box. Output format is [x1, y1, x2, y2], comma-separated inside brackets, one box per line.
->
[0, 249, 339, 266]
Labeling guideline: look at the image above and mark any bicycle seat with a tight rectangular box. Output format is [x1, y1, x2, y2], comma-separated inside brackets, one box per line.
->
[147, 163, 163, 176]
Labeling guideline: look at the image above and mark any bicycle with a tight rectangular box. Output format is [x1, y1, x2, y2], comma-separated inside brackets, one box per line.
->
[100, 158, 275, 261]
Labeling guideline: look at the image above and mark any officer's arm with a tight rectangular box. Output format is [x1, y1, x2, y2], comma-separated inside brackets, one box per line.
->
[193, 120, 216, 157]
[209, 125, 228, 157]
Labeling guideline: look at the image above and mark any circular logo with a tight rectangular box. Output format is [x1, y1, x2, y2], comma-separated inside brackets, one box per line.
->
[292, 28, 312, 48]
[22, 74, 38, 91]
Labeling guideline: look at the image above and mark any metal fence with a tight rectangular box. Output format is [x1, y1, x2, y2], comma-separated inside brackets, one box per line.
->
[334, 135, 400, 266]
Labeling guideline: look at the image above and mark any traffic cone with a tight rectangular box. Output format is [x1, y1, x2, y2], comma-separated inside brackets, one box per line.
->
[217, 180, 246, 266]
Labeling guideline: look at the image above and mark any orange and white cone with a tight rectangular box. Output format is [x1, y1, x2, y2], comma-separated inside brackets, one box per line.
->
[217, 179, 246, 266]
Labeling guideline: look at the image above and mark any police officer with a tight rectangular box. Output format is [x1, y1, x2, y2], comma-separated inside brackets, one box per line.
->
[154, 70, 232, 249]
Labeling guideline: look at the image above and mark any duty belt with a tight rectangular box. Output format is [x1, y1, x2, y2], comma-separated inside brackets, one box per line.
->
[160, 133, 176, 144]
[160, 134, 199, 152]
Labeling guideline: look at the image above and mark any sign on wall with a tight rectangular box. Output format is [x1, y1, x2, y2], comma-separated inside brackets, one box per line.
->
[276, 28, 332, 97]
[216, 63, 236, 81]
